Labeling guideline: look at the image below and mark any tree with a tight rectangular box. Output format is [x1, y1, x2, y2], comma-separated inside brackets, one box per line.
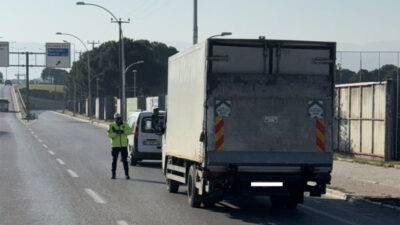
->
[65, 38, 178, 99]
[41, 68, 68, 85]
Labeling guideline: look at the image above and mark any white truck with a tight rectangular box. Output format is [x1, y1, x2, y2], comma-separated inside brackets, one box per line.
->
[161, 38, 335, 209]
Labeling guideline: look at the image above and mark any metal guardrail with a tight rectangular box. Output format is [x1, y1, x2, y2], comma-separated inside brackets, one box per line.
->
[14, 87, 27, 118]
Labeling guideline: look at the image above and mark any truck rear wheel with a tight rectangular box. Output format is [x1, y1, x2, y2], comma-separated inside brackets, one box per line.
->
[187, 166, 201, 208]
[166, 179, 179, 193]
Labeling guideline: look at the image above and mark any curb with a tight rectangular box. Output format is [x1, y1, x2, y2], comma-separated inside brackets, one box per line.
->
[325, 188, 400, 211]
[51, 111, 109, 130]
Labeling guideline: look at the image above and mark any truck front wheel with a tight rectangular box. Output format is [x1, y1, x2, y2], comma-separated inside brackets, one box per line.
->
[187, 166, 201, 207]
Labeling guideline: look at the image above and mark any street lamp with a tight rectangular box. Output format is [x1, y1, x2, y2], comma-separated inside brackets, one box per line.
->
[208, 32, 232, 39]
[76, 1, 130, 121]
[125, 60, 144, 97]
[56, 32, 92, 119]
[63, 40, 77, 116]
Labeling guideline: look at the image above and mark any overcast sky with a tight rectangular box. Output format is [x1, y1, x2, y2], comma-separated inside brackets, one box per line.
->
[2, 0, 400, 79]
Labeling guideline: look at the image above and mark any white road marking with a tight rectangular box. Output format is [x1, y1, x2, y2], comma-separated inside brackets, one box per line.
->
[117, 220, 129, 225]
[37, 139, 43, 143]
[30, 131, 34, 135]
[300, 204, 361, 225]
[84, 188, 106, 204]
[42, 144, 48, 149]
[48, 150, 55, 155]
[56, 158, 65, 165]
[34, 135, 38, 138]
[66, 169, 79, 178]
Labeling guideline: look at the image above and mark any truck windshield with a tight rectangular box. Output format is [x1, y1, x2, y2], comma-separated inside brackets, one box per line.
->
[141, 116, 165, 133]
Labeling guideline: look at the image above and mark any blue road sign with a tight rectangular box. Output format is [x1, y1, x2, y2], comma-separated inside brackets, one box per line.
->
[48, 48, 69, 57]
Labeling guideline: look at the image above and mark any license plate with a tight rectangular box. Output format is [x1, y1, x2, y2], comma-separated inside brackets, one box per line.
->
[143, 140, 160, 145]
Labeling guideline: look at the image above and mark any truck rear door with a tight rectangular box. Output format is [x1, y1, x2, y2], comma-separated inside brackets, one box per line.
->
[205, 39, 335, 167]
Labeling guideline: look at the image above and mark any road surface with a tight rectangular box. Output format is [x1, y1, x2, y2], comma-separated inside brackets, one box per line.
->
[0, 84, 399, 225]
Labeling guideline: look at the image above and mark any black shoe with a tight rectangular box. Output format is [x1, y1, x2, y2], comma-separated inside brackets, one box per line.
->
[126, 175, 130, 180]
[111, 175, 116, 179]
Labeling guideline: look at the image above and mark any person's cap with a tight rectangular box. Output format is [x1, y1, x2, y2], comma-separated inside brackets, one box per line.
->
[114, 113, 121, 119]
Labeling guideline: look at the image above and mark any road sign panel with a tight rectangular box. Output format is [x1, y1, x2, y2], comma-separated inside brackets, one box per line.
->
[0, 42, 9, 67]
[46, 43, 71, 68]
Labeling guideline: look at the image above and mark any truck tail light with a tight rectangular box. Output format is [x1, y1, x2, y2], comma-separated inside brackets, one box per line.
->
[133, 125, 138, 136]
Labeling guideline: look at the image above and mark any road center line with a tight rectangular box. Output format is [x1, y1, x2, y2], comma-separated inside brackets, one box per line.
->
[38, 139, 43, 143]
[34, 135, 38, 138]
[66, 169, 79, 178]
[56, 158, 65, 165]
[42, 144, 48, 149]
[84, 188, 106, 204]
[117, 220, 129, 225]
[300, 204, 361, 225]
[48, 150, 55, 155]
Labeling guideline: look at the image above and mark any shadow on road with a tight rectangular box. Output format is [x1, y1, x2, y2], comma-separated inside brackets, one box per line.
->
[129, 178, 165, 185]
[137, 161, 162, 169]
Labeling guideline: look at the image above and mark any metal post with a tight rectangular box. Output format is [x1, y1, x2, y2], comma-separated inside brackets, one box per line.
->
[378, 52, 381, 82]
[120, 23, 127, 121]
[193, 0, 198, 45]
[133, 70, 137, 97]
[96, 78, 99, 98]
[87, 52, 91, 119]
[396, 52, 400, 159]
[25, 52, 30, 117]
[360, 52, 362, 82]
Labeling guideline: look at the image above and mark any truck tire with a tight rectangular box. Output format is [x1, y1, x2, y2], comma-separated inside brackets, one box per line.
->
[166, 179, 179, 193]
[187, 166, 201, 208]
[202, 199, 216, 208]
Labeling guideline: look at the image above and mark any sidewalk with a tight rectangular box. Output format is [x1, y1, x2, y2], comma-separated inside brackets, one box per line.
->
[331, 160, 400, 198]
[53, 110, 111, 129]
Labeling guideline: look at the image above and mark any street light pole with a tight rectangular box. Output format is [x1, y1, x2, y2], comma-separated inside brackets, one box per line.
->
[56, 32, 92, 119]
[124, 60, 144, 98]
[132, 70, 137, 97]
[76, 1, 130, 121]
[193, 0, 198, 45]
[208, 32, 232, 39]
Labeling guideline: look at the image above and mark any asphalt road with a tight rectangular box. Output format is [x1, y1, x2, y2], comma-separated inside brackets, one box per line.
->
[1, 84, 400, 225]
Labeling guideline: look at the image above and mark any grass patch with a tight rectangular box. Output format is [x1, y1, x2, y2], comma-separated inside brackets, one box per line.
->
[334, 152, 400, 168]
[15, 84, 65, 94]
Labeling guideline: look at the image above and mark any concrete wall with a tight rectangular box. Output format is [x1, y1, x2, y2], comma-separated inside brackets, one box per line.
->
[334, 81, 397, 160]
[95, 98, 104, 120]
[103, 96, 115, 120]
[85, 99, 95, 117]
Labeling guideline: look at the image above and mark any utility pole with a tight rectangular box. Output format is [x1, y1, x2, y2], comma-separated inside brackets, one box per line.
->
[25, 52, 30, 116]
[87, 40, 100, 49]
[193, 0, 198, 45]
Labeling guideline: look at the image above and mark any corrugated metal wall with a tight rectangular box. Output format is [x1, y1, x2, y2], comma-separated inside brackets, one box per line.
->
[334, 81, 397, 160]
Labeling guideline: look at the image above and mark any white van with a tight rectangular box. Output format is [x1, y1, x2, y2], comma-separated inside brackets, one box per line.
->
[127, 111, 165, 166]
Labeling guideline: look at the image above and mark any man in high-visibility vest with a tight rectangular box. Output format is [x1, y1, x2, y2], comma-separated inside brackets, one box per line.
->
[108, 113, 132, 179]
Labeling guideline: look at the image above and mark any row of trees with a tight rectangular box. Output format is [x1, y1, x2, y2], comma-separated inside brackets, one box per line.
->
[41, 38, 177, 100]
[336, 64, 400, 83]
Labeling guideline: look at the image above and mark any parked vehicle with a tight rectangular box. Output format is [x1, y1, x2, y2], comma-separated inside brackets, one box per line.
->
[0, 79, 3, 84]
[160, 38, 335, 209]
[0, 99, 10, 112]
[4, 80, 12, 86]
[127, 111, 166, 166]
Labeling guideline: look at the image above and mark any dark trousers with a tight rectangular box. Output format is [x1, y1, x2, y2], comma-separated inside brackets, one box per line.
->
[111, 147, 129, 176]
